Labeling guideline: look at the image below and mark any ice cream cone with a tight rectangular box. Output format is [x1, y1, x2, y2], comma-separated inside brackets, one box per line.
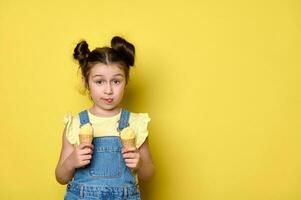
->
[121, 138, 136, 149]
[79, 134, 93, 144]
[120, 127, 136, 149]
[79, 123, 94, 144]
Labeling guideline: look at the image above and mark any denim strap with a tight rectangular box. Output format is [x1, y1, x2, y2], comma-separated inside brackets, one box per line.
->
[79, 110, 90, 127]
[118, 109, 130, 131]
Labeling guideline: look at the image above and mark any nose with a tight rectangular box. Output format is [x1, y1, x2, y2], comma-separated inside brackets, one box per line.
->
[104, 83, 113, 94]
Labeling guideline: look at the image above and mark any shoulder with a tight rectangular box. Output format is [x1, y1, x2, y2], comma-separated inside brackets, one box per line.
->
[63, 112, 80, 127]
[62, 112, 81, 145]
[127, 111, 151, 148]
[128, 111, 151, 125]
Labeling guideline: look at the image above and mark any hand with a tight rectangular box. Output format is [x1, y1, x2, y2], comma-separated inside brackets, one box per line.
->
[122, 147, 142, 171]
[67, 143, 94, 169]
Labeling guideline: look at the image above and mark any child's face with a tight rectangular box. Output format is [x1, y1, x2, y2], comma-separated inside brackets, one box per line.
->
[87, 63, 127, 112]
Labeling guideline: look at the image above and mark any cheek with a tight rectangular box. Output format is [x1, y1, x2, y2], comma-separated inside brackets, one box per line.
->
[89, 90, 98, 100]
[89, 85, 102, 96]
[115, 85, 126, 96]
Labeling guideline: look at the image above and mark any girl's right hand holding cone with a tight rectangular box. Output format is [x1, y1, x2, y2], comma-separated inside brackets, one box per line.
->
[67, 143, 94, 169]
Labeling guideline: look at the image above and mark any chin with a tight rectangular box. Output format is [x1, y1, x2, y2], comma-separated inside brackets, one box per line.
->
[102, 104, 118, 110]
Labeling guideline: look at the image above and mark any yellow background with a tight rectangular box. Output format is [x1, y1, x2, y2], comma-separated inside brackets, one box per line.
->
[0, 0, 300, 199]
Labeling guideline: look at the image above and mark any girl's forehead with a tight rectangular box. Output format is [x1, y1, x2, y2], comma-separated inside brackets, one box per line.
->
[90, 63, 125, 76]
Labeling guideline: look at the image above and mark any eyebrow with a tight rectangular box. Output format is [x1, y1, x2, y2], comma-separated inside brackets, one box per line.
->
[92, 74, 124, 78]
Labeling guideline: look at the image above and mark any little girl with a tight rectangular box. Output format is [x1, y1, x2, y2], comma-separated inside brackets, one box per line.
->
[55, 36, 155, 200]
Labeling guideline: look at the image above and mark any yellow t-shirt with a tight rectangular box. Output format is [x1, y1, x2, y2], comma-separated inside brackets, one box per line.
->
[63, 109, 150, 148]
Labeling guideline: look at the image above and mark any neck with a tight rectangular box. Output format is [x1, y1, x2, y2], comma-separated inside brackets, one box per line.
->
[89, 105, 121, 117]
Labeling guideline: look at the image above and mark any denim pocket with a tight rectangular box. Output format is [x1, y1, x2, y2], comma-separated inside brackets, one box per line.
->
[89, 146, 122, 178]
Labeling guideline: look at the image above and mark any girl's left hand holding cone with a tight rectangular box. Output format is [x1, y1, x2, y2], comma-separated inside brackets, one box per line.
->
[122, 147, 142, 171]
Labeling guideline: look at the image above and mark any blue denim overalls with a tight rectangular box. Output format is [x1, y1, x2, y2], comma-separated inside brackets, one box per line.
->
[64, 109, 141, 200]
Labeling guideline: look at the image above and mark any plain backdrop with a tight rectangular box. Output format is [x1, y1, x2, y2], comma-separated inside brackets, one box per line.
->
[0, 0, 300, 199]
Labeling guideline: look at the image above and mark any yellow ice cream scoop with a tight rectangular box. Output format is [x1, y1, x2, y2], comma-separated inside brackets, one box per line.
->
[79, 123, 94, 144]
[120, 127, 136, 148]
[80, 123, 93, 135]
[120, 127, 136, 139]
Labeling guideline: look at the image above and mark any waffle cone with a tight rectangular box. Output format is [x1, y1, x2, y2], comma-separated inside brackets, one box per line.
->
[79, 134, 93, 144]
[121, 138, 136, 149]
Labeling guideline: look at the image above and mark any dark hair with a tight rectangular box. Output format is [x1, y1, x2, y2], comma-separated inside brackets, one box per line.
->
[73, 36, 135, 89]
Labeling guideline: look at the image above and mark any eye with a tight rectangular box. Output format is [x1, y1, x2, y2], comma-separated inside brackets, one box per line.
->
[112, 79, 121, 85]
[96, 80, 105, 85]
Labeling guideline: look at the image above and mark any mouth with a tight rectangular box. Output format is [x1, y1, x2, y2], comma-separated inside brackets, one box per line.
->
[102, 98, 113, 104]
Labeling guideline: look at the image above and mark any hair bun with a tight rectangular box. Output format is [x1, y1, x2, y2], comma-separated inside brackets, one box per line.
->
[73, 40, 90, 66]
[111, 36, 135, 66]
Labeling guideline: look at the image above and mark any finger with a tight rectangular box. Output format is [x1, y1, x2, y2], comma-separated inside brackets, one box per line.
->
[125, 163, 137, 169]
[122, 147, 137, 153]
[121, 147, 131, 154]
[124, 159, 137, 165]
[122, 152, 137, 159]
[80, 160, 90, 166]
[79, 143, 94, 150]
[82, 148, 93, 155]
[81, 154, 92, 161]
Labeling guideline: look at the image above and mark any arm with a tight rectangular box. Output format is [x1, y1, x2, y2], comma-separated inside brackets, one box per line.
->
[122, 138, 155, 182]
[136, 138, 155, 182]
[55, 126, 93, 185]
